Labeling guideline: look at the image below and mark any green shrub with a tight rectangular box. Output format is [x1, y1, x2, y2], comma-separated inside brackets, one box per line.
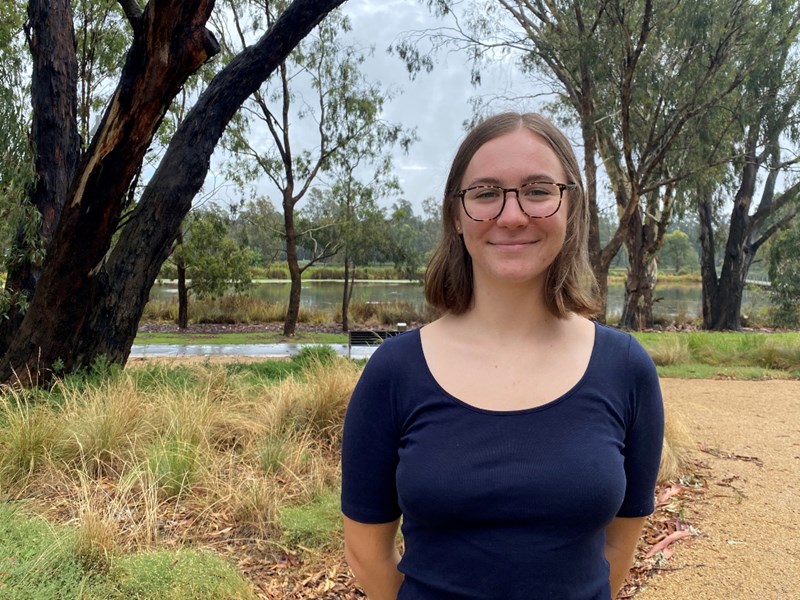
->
[0, 503, 90, 599]
[292, 345, 337, 370]
[88, 549, 256, 599]
[279, 488, 342, 549]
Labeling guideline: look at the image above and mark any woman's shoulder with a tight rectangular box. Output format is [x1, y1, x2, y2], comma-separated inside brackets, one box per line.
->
[591, 321, 655, 372]
[357, 327, 424, 377]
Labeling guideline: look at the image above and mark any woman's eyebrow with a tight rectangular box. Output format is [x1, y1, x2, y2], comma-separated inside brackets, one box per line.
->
[465, 174, 558, 187]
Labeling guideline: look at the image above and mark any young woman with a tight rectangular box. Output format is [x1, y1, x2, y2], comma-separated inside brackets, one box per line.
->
[341, 112, 664, 600]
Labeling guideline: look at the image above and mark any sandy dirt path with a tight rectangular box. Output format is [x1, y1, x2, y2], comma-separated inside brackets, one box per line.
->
[637, 379, 800, 600]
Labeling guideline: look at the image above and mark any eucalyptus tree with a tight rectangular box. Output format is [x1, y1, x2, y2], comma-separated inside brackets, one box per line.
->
[0, 0, 80, 354]
[73, 0, 129, 146]
[229, 197, 285, 267]
[0, 0, 346, 385]
[0, 0, 34, 328]
[768, 219, 800, 326]
[217, 1, 404, 336]
[314, 111, 412, 331]
[169, 207, 253, 329]
[697, 4, 800, 330]
[406, 0, 757, 328]
[301, 184, 390, 331]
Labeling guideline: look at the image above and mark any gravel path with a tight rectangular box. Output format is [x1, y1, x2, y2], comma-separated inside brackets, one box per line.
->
[637, 379, 800, 600]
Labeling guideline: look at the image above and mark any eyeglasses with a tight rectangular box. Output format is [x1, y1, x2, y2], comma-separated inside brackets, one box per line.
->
[457, 182, 576, 221]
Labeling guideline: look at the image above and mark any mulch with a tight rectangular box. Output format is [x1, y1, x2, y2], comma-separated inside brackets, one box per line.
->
[225, 469, 712, 599]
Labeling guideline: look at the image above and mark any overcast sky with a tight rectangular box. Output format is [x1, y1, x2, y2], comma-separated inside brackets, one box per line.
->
[340, 0, 551, 212]
[207, 0, 553, 216]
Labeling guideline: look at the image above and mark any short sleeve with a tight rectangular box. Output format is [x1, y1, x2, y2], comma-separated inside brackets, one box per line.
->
[616, 336, 664, 518]
[340, 345, 403, 523]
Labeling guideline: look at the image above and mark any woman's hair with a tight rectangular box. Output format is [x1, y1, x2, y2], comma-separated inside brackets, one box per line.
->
[424, 112, 599, 317]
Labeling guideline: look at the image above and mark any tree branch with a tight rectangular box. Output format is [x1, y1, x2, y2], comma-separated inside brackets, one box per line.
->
[117, 0, 143, 28]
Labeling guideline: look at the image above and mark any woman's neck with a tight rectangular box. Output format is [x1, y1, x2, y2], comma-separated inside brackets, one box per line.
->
[458, 278, 561, 340]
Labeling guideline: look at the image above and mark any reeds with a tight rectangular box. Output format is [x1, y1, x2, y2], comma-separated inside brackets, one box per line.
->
[141, 294, 434, 327]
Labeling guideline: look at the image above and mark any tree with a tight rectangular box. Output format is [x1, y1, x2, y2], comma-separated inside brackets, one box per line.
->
[170, 207, 253, 328]
[659, 230, 698, 274]
[218, 0, 396, 336]
[388, 199, 428, 279]
[304, 106, 411, 331]
[0, 0, 35, 321]
[404, 0, 758, 329]
[73, 0, 129, 147]
[0, 0, 346, 385]
[697, 4, 800, 330]
[229, 197, 285, 267]
[768, 222, 800, 326]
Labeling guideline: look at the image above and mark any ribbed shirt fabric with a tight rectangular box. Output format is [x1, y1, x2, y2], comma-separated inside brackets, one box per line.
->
[341, 322, 664, 600]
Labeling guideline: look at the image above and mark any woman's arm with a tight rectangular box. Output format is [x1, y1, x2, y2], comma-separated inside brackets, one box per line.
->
[604, 516, 647, 597]
[343, 515, 403, 600]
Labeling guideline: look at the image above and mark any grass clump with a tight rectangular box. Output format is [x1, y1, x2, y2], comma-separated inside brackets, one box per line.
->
[145, 439, 200, 499]
[0, 394, 59, 487]
[658, 405, 694, 483]
[87, 549, 257, 599]
[279, 487, 342, 549]
[0, 503, 88, 599]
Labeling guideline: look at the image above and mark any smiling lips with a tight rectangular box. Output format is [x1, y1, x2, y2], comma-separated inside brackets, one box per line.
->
[489, 240, 538, 247]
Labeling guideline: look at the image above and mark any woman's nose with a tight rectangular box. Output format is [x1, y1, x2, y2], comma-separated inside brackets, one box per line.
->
[495, 191, 530, 227]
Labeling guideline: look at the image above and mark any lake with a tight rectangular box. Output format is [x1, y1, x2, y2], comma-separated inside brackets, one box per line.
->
[149, 279, 773, 322]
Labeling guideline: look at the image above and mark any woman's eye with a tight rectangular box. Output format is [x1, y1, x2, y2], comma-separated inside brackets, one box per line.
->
[474, 188, 501, 200]
[523, 184, 555, 197]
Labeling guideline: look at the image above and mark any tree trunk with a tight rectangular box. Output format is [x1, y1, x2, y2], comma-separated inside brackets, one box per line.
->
[341, 255, 353, 332]
[697, 196, 718, 330]
[620, 209, 656, 330]
[177, 266, 188, 329]
[176, 232, 188, 329]
[708, 145, 758, 331]
[283, 190, 301, 337]
[578, 93, 609, 322]
[0, 0, 346, 384]
[594, 269, 609, 322]
[712, 201, 751, 330]
[0, 0, 80, 355]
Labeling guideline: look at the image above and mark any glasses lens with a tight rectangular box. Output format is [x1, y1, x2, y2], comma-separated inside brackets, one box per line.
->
[463, 186, 504, 220]
[518, 182, 561, 218]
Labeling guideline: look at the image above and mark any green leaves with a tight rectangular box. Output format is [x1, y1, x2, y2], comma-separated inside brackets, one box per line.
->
[768, 222, 800, 326]
[174, 208, 254, 299]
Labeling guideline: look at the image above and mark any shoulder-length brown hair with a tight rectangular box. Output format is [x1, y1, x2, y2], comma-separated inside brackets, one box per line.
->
[424, 112, 599, 318]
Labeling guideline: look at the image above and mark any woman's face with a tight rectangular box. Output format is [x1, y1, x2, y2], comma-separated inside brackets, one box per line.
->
[455, 127, 569, 290]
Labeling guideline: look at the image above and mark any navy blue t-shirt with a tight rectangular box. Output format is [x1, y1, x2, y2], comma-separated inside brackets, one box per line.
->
[341, 322, 664, 600]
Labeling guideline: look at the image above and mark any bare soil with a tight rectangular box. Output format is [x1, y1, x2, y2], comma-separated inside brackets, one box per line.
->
[636, 379, 800, 600]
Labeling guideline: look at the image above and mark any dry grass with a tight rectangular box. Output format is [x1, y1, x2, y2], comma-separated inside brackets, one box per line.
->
[659, 403, 694, 483]
[0, 357, 359, 569]
[646, 336, 692, 367]
[1, 355, 695, 597]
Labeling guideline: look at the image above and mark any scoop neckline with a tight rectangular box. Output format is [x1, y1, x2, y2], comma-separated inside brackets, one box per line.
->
[415, 320, 599, 416]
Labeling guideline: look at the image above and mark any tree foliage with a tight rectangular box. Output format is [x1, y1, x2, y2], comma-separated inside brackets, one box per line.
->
[173, 208, 253, 299]
[659, 230, 699, 274]
[696, 3, 800, 330]
[768, 222, 800, 326]
[218, 0, 405, 335]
